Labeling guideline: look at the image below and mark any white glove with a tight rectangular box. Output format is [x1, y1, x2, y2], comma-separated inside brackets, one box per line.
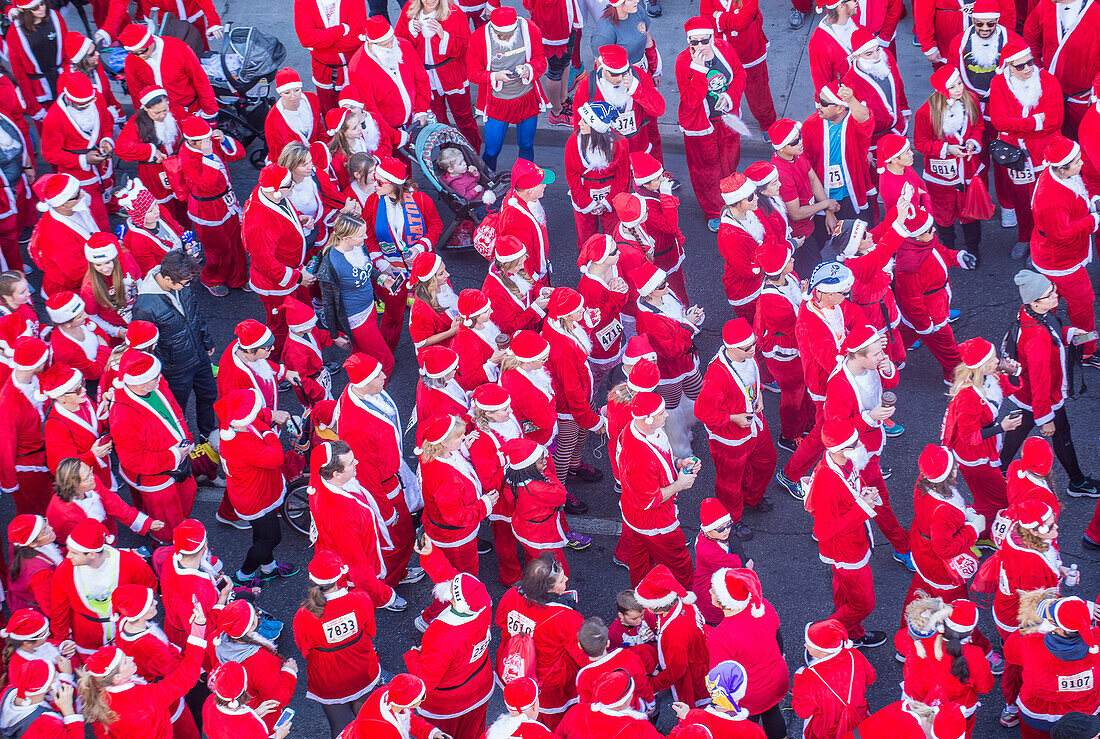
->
[659, 178, 673, 196]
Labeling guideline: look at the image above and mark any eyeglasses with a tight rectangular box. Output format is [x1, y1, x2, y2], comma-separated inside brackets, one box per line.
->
[972, 20, 997, 27]
[817, 98, 837, 108]
[64, 381, 87, 396]
[655, 281, 668, 290]
[1011, 59, 1034, 70]
[689, 37, 712, 46]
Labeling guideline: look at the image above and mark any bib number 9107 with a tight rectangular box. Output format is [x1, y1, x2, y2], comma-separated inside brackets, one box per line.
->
[1058, 669, 1094, 692]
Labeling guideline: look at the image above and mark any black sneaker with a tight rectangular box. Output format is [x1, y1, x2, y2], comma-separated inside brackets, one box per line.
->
[777, 437, 799, 453]
[477, 538, 493, 555]
[1084, 536, 1100, 551]
[731, 521, 754, 541]
[852, 630, 887, 649]
[747, 496, 774, 513]
[259, 562, 300, 581]
[1068, 477, 1100, 498]
[646, 0, 662, 17]
[1082, 354, 1100, 369]
[564, 493, 589, 515]
[568, 462, 604, 483]
[324, 360, 344, 375]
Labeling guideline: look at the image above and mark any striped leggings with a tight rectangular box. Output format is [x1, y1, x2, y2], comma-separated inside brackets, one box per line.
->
[553, 416, 589, 483]
[656, 368, 703, 411]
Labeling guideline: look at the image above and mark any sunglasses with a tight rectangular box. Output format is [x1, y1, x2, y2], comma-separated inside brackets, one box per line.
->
[972, 20, 997, 27]
[787, 136, 802, 146]
[689, 38, 712, 46]
[1011, 59, 1034, 70]
[714, 521, 733, 532]
[817, 98, 837, 108]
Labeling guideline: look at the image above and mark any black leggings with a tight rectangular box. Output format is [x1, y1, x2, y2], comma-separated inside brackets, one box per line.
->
[545, 30, 578, 80]
[1000, 406, 1085, 485]
[751, 702, 788, 739]
[321, 698, 366, 738]
[241, 509, 282, 575]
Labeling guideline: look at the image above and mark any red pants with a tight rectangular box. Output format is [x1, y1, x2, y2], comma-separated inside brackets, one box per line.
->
[785, 400, 825, 481]
[709, 430, 777, 523]
[195, 215, 248, 289]
[1048, 267, 1097, 356]
[998, 173, 1036, 244]
[492, 519, 523, 586]
[521, 544, 569, 575]
[310, 57, 350, 115]
[573, 209, 620, 247]
[619, 525, 693, 589]
[743, 62, 777, 132]
[431, 91, 482, 152]
[1063, 99, 1087, 140]
[899, 322, 961, 383]
[957, 461, 1007, 540]
[0, 214, 22, 272]
[84, 183, 110, 231]
[927, 181, 972, 226]
[350, 317, 396, 379]
[12, 470, 53, 516]
[683, 124, 741, 219]
[437, 539, 479, 577]
[764, 356, 815, 440]
[863, 456, 909, 553]
[374, 281, 409, 352]
[431, 704, 487, 739]
[382, 496, 415, 587]
[830, 563, 875, 640]
[138, 478, 198, 537]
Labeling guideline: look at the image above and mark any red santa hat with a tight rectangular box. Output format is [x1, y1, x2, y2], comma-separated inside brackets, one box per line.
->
[173, 518, 207, 554]
[1015, 498, 1055, 534]
[598, 45, 630, 75]
[509, 330, 550, 363]
[930, 65, 963, 98]
[593, 670, 635, 707]
[623, 336, 657, 366]
[546, 287, 584, 320]
[138, 85, 167, 108]
[410, 252, 443, 284]
[12, 337, 48, 372]
[931, 703, 967, 739]
[875, 133, 910, 174]
[457, 289, 491, 325]
[818, 80, 849, 107]
[918, 444, 955, 484]
[346, 353, 384, 387]
[419, 346, 459, 379]
[1019, 436, 1054, 477]
[376, 156, 408, 185]
[503, 437, 544, 470]
[325, 107, 350, 137]
[626, 359, 660, 393]
[34, 173, 80, 212]
[1045, 136, 1081, 168]
[841, 325, 877, 355]
[63, 31, 95, 63]
[10, 660, 55, 700]
[312, 399, 338, 435]
[489, 6, 518, 31]
[67, 519, 110, 553]
[814, 0, 843, 11]
[418, 415, 459, 448]
[683, 16, 716, 36]
[450, 573, 491, 614]
[308, 550, 349, 586]
[119, 23, 154, 51]
[274, 67, 302, 94]
[848, 27, 879, 57]
[754, 241, 792, 277]
[278, 295, 317, 332]
[37, 363, 82, 399]
[630, 391, 665, 422]
[998, 39, 1032, 72]
[494, 234, 527, 263]
[804, 619, 849, 656]
[768, 119, 801, 150]
[577, 234, 617, 266]
[634, 564, 694, 609]
[2, 609, 49, 641]
[338, 86, 364, 108]
[631, 152, 663, 187]
[386, 674, 427, 709]
[822, 418, 859, 452]
[84, 646, 125, 678]
[84, 233, 120, 265]
[744, 161, 778, 187]
[126, 320, 159, 351]
[181, 116, 213, 140]
[711, 567, 765, 616]
[945, 599, 978, 633]
[722, 318, 755, 349]
[45, 291, 85, 325]
[630, 262, 667, 297]
[258, 164, 292, 193]
[218, 600, 257, 640]
[234, 318, 274, 350]
[903, 207, 935, 237]
[110, 584, 154, 625]
[971, 0, 1001, 18]
[699, 498, 732, 532]
[957, 336, 996, 369]
[511, 159, 555, 189]
[612, 192, 647, 227]
[215, 388, 263, 439]
[7, 515, 45, 549]
[720, 172, 756, 205]
[364, 15, 395, 43]
[1050, 597, 1098, 652]
[209, 661, 249, 705]
[472, 383, 511, 412]
[503, 676, 539, 713]
[0, 313, 29, 352]
[60, 72, 95, 104]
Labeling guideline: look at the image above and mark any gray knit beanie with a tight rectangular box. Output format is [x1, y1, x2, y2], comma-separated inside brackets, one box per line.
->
[1014, 270, 1053, 305]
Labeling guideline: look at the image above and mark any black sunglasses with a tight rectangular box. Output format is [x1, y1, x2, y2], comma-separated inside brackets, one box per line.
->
[689, 38, 712, 46]
[972, 20, 997, 27]
[1011, 59, 1033, 70]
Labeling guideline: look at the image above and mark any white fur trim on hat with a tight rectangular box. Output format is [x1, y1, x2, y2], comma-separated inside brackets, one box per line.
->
[1048, 140, 1081, 168]
[376, 164, 405, 185]
[111, 588, 154, 625]
[276, 80, 302, 94]
[507, 443, 544, 471]
[711, 570, 766, 617]
[701, 513, 732, 532]
[636, 267, 667, 297]
[825, 428, 860, 452]
[926, 449, 956, 484]
[819, 85, 849, 108]
[309, 562, 349, 586]
[43, 369, 83, 399]
[139, 87, 167, 107]
[84, 240, 119, 265]
[123, 355, 162, 385]
[721, 180, 757, 205]
[803, 621, 846, 656]
[220, 392, 263, 441]
[634, 587, 694, 611]
[38, 177, 81, 212]
[46, 294, 85, 325]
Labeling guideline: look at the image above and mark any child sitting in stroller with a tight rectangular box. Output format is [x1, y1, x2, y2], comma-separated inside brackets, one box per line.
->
[435, 146, 496, 206]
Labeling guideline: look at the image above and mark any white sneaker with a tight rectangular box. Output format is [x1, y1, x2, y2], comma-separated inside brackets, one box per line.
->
[399, 567, 426, 585]
[414, 615, 429, 632]
[383, 594, 408, 612]
[1001, 208, 1017, 228]
[215, 513, 249, 530]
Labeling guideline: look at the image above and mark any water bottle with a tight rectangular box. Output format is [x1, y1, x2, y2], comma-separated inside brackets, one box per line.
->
[305, 255, 322, 274]
[1066, 563, 1080, 588]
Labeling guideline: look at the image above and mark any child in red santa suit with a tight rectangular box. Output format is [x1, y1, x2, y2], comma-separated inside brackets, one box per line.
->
[46, 291, 111, 396]
[633, 564, 709, 709]
[573, 617, 656, 716]
[481, 236, 550, 336]
[416, 346, 472, 428]
[792, 619, 876, 739]
[79, 235, 142, 345]
[278, 295, 343, 407]
[632, 153, 689, 305]
[1007, 437, 1060, 515]
[691, 498, 745, 625]
[502, 437, 576, 571]
[203, 661, 288, 739]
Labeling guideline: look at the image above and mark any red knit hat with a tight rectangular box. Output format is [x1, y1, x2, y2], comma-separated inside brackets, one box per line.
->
[234, 318, 273, 350]
[683, 15, 715, 36]
[635, 564, 692, 610]
[59, 72, 94, 104]
[126, 321, 159, 351]
[111, 584, 154, 625]
[218, 600, 256, 639]
[258, 164, 292, 192]
[457, 289, 491, 324]
[172, 518, 207, 555]
[38, 363, 82, 399]
[308, 550, 349, 586]
[630, 152, 663, 186]
[45, 291, 84, 325]
[215, 388, 263, 437]
[630, 391, 665, 421]
[546, 287, 584, 320]
[821, 418, 858, 451]
[722, 318, 754, 349]
[376, 156, 408, 185]
[931, 65, 962, 97]
[1045, 136, 1081, 168]
[612, 192, 646, 227]
[209, 661, 248, 704]
[945, 599, 978, 633]
[180, 116, 213, 140]
[1020, 436, 1054, 476]
[631, 262, 666, 297]
[7, 515, 45, 548]
[849, 27, 879, 56]
[274, 67, 302, 94]
[768, 119, 801, 149]
[2, 609, 49, 640]
[10, 660, 55, 700]
[720, 172, 756, 205]
[489, 6, 518, 30]
[509, 330, 550, 363]
[346, 353, 383, 387]
[875, 133, 910, 174]
[84, 233, 120, 265]
[63, 31, 94, 63]
[502, 437, 543, 470]
[744, 161, 778, 187]
[494, 234, 526, 262]
[623, 336, 657, 365]
[844, 324, 880, 354]
[312, 399, 338, 434]
[626, 359, 660, 393]
[971, 0, 1001, 17]
[711, 567, 765, 616]
[918, 444, 955, 484]
[804, 619, 848, 655]
[577, 234, 616, 266]
[410, 252, 443, 284]
[364, 15, 394, 43]
[958, 337, 996, 369]
[472, 383, 510, 411]
[12, 337, 48, 372]
[931, 703, 967, 739]
[754, 241, 793, 276]
[34, 173, 80, 212]
[598, 45, 630, 75]
[511, 159, 554, 190]
[118, 179, 157, 223]
[699, 498, 732, 532]
[419, 346, 459, 379]
[67, 519, 109, 553]
[503, 676, 539, 712]
[386, 674, 427, 709]
[903, 207, 935, 237]
[118, 23, 153, 51]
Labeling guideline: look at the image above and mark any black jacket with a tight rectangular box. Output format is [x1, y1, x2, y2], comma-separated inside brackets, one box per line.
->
[132, 277, 214, 379]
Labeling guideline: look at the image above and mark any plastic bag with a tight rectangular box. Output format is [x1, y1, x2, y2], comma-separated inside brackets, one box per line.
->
[962, 175, 995, 222]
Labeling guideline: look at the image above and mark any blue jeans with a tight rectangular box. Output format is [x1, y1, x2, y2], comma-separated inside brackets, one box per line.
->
[482, 115, 537, 171]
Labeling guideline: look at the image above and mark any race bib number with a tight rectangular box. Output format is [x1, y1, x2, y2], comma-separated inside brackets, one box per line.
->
[159, 171, 170, 189]
[506, 610, 536, 636]
[928, 157, 960, 180]
[613, 109, 638, 136]
[826, 164, 845, 191]
[595, 318, 624, 351]
[590, 186, 612, 206]
[948, 551, 979, 580]
[322, 612, 359, 644]
[1009, 164, 1036, 185]
[991, 511, 1012, 547]
[1058, 669, 1094, 692]
[224, 191, 240, 210]
[470, 630, 491, 663]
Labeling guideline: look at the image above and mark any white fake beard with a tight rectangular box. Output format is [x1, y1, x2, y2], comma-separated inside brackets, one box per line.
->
[153, 113, 179, 149]
[251, 357, 276, 382]
[582, 139, 610, 170]
[942, 99, 967, 139]
[397, 709, 413, 737]
[1006, 71, 1042, 111]
[970, 34, 1001, 69]
[857, 54, 892, 81]
[38, 543, 63, 565]
[600, 79, 631, 109]
[436, 282, 460, 313]
[74, 192, 92, 213]
[361, 113, 382, 153]
[492, 29, 522, 51]
[74, 488, 107, 523]
[732, 210, 766, 244]
[1059, 172, 1089, 201]
[844, 444, 871, 472]
[372, 43, 403, 72]
[488, 416, 522, 441]
[527, 199, 547, 225]
[67, 101, 98, 135]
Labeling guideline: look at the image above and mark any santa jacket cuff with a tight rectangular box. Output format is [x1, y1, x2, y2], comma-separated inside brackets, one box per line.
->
[63, 715, 84, 725]
[130, 511, 151, 533]
[1034, 410, 1054, 425]
[438, 31, 450, 56]
[855, 494, 878, 517]
[187, 635, 208, 648]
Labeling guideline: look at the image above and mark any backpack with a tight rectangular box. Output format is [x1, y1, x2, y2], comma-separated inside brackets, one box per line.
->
[1002, 311, 1086, 398]
[496, 631, 536, 684]
[472, 210, 499, 261]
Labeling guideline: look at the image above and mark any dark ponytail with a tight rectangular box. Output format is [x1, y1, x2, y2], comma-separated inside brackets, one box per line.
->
[942, 629, 971, 684]
[301, 585, 329, 618]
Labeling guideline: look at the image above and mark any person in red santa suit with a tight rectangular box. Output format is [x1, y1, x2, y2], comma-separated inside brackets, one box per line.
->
[466, 7, 548, 171]
[576, 234, 629, 390]
[1006, 436, 1060, 514]
[483, 236, 551, 336]
[79, 234, 142, 344]
[63, 32, 121, 121]
[453, 289, 505, 392]
[45, 456, 159, 545]
[573, 617, 656, 715]
[605, 194, 652, 336]
[1023, 0, 1100, 137]
[571, 46, 666, 161]
[941, 337, 1024, 534]
[500, 330, 559, 447]
[694, 319, 776, 543]
[406, 573, 495, 739]
[791, 619, 876, 739]
[292, 551, 381, 737]
[6, 515, 64, 614]
[203, 661, 291, 739]
[114, 88, 189, 227]
[503, 437, 585, 567]
[631, 155, 689, 305]
[486, 677, 557, 739]
[467, 384, 522, 586]
[893, 207, 975, 382]
[876, 136, 932, 221]
[0, 337, 51, 515]
[278, 295, 339, 407]
[50, 519, 157, 657]
[263, 69, 323, 166]
[716, 172, 773, 325]
[293, 0, 366, 114]
[802, 81, 876, 223]
[40, 73, 113, 231]
[394, 0, 481, 149]
[1029, 136, 1100, 361]
[118, 24, 218, 117]
[217, 318, 295, 417]
[746, 161, 793, 244]
[617, 392, 701, 587]
[945, 0, 1018, 117]
[852, 696, 967, 739]
[154, 521, 232, 662]
[675, 17, 748, 231]
[116, 181, 192, 277]
[989, 40, 1064, 259]
[805, 418, 889, 649]
[416, 346, 472, 430]
[498, 160, 555, 288]
[177, 116, 249, 296]
[43, 363, 113, 491]
[4, 0, 68, 130]
[914, 65, 986, 256]
[915, 0, 1015, 70]
[45, 292, 110, 395]
[807, 0, 859, 91]
[823, 324, 911, 566]
[690, 498, 745, 625]
[354, 674, 448, 739]
[0, 658, 83, 737]
[107, 350, 197, 537]
[706, 569, 788, 739]
[349, 17, 431, 150]
[842, 28, 910, 151]
[494, 554, 586, 727]
[1082, 74, 1100, 191]
[521, 0, 580, 129]
[699, 0, 776, 132]
[565, 102, 631, 244]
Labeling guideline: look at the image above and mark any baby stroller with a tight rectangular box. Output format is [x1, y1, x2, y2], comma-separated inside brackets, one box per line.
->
[405, 121, 509, 250]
